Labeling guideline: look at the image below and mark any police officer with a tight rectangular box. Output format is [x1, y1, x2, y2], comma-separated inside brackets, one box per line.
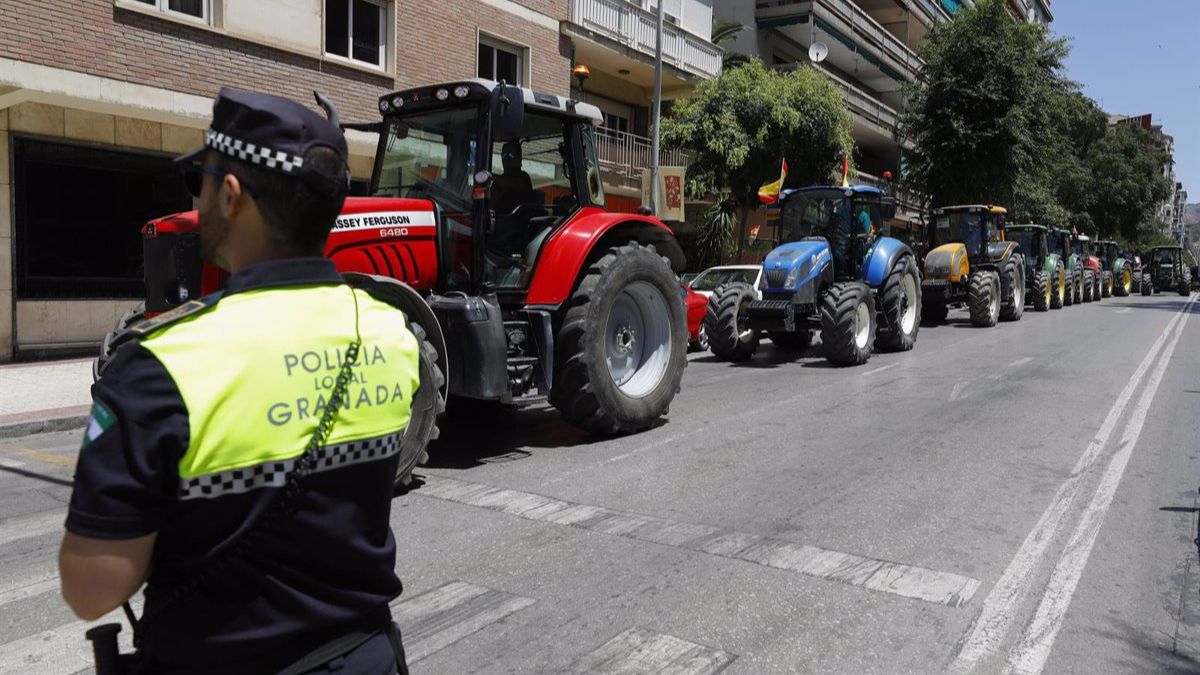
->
[59, 89, 420, 674]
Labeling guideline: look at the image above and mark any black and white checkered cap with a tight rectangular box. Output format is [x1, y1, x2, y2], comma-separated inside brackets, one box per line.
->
[176, 87, 348, 186]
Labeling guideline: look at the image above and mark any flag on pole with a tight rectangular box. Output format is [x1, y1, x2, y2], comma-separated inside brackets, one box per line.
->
[840, 156, 851, 188]
[758, 159, 788, 205]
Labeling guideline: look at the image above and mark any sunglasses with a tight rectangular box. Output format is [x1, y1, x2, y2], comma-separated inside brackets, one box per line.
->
[178, 162, 254, 198]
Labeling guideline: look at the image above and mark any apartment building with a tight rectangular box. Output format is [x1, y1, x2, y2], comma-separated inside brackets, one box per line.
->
[1109, 113, 1184, 237]
[714, 0, 1051, 239]
[0, 0, 571, 361]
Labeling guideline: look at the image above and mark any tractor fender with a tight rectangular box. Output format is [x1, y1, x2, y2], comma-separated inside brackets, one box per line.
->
[760, 239, 831, 305]
[525, 207, 684, 307]
[1044, 252, 1062, 276]
[342, 272, 450, 401]
[987, 241, 1019, 261]
[1113, 257, 1129, 274]
[859, 237, 913, 289]
[924, 243, 969, 282]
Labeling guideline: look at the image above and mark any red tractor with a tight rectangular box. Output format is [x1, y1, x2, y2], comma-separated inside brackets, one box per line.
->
[98, 80, 689, 486]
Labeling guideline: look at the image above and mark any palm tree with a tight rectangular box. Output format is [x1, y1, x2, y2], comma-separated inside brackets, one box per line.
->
[711, 19, 751, 70]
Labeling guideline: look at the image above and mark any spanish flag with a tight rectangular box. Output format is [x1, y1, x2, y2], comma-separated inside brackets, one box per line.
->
[758, 159, 788, 205]
[840, 156, 851, 188]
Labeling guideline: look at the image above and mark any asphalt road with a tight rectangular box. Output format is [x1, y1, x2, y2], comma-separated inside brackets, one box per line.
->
[2, 291, 1199, 674]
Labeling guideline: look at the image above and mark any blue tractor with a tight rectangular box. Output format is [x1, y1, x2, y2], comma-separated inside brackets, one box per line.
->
[705, 185, 921, 366]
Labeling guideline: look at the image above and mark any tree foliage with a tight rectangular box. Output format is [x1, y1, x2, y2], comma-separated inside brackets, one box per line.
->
[1081, 124, 1173, 242]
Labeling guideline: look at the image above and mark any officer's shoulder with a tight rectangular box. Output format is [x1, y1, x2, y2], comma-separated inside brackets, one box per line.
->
[123, 293, 225, 342]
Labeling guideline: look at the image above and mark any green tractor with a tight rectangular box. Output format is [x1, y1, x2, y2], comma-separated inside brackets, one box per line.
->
[1141, 245, 1192, 296]
[1047, 228, 1080, 307]
[1091, 240, 1135, 297]
[921, 205, 1025, 326]
[1007, 224, 1066, 310]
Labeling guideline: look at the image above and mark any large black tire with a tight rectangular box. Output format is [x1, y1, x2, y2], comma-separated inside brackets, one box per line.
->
[1063, 270, 1074, 307]
[1180, 281, 1191, 297]
[1082, 270, 1094, 303]
[968, 270, 1000, 328]
[705, 283, 760, 362]
[1074, 271, 1084, 304]
[921, 301, 948, 324]
[1000, 255, 1025, 322]
[93, 301, 147, 381]
[1050, 261, 1066, 310]
[550, 242, 688, 435]
[1141, 271, 1153, 296]
[1114, 264, 1132, 297]
[875, 254, 921, 352]
[1101, 270, 1113, 298]
[820, 282, 876, 366]
[1092, 269, 1102, 302]
[768, 330, 812, 350]
[1031, 270, 1050, 312]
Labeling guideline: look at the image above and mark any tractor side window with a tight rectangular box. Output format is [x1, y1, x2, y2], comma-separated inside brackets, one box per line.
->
[580, 125, 606, 207]
[985, 218, 999, 243]
[485, 111, 581, 289]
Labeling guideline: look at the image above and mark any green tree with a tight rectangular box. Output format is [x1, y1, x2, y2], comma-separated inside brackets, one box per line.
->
[711, 18, 750, 70]
[662, 59, 854, 260]
[901, 0, 1073, 221]
[1080, 124, 1173, 242]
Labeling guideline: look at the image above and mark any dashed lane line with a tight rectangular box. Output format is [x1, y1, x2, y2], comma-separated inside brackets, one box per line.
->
[417, 476, 980, 607]
[391, 580, 536, 665]
[565, 627, 734, 674]
[951, 295, 1194, 671]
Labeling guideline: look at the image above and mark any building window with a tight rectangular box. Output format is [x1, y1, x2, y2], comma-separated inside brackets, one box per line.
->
[326, 0, 387, 68]
[478, 37, 524, 85]
[602, 113, 630, 136]
[131, 0, 209, 21]
[12, 138, 193, 299]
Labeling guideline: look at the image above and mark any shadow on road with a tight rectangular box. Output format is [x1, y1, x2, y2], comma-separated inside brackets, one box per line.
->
[1089, 617, 1200, 675]
[422, 403, 605, 472]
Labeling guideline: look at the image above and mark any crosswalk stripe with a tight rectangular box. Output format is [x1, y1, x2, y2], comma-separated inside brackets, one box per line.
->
[566, 627, 734, 674]
[0, 572, 59, 606]
[0, 510, 65, 547]
[418, 476, 980, 607]
[391, 580, 536, 664]
[0, 598, 140, 675]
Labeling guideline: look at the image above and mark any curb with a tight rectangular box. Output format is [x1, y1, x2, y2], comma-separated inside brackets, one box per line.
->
[0, 406, 91, 439]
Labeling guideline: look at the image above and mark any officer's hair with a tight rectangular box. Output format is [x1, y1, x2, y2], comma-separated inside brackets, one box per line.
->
[217, 147, 348, 254]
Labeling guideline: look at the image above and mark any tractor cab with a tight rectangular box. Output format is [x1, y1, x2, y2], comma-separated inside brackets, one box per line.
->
[928, 205, 1007, 265]
[921, 205, 1024, 327]
[1006, 224, 1049, 275]
[772, 186, 897, 283]
[1142, 245, 1190, 296]
[1006, 224, 1066, 311]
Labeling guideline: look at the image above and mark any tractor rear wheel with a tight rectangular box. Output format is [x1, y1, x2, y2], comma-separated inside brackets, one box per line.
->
[1073, 271, 1084, 305]
[551, 242, 687, 436]
[968, 270, 1000, 327]
[769, 330, 812, 350]
[1141, 272, 1153, 296]
[820, 282, 875, 366]
[1000, 256, 1025, 322]
[93, 302, 147, 381]
[875, 254, 920, 352]
[705, 283, 761, 362]
[1050, 262, 1066, 310]
[1114, 264, 1132, 296]
[1082, 270, 1094, 303]
[1031, 271, 1050, 311]
[921, 301, 948, 324]
[1093, 270, 1103, 301]
[1180, 281, 1191, 296]
[1102, 271, 1113, 298]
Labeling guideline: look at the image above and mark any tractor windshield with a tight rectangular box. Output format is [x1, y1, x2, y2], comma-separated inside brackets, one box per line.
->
[373, 106, 480, 210]
[932, 212, 988, 253]
[1071, 239, 1088, 257]
[777, 189, 861, 243]
[1009, 230, 1042, 262]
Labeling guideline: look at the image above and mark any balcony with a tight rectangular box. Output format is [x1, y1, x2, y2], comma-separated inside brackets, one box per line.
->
[855, 170, 924, 216]
[569, 0, 723, 81]
[596, 127, 688, 192]
[756, 0, 924, 89]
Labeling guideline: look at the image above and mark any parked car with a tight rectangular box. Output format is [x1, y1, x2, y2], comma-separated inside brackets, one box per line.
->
[688, 265, 765, 299]
[682, 285, 709, 352]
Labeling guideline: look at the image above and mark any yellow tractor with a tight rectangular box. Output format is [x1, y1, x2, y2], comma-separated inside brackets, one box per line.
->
[920, 205, 1025, 327]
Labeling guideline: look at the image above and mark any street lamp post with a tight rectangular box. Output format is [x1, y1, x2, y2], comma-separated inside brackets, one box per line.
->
[649, 1, 665, 215]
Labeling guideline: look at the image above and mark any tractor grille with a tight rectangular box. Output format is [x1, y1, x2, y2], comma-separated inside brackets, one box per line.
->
[766, 268, 788, 288]
[747, 299, 793, 317]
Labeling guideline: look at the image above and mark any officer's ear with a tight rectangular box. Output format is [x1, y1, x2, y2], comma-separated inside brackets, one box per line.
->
[219, 172, 250, 219]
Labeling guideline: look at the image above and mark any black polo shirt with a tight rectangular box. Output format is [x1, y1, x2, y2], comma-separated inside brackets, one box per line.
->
[67, 258, 403, 674]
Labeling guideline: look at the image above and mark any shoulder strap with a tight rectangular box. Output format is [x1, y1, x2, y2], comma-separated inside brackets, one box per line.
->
[112, 292, 225, 353]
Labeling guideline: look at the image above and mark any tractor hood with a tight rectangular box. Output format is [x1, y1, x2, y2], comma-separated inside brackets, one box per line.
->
[762, 239, 830, 293]
[925, 243, 968, 282]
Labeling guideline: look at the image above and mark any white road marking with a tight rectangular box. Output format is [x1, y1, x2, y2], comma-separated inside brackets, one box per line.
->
[951, 297, 1194, 671]
[1112, 308, 1132, 314]
[1003, 294, 1193, 675]
[0, 571, 59, 606]
[862, 363, 899, 376]
[418, 476, 980, 607]
[0, 597, 141, 674]
[566, 627, 734, 674]
[391, 581, 535, 664]
[0, 510, 65, 547]
[1007, 357, 1034, 368]
[0, 457, 27, 469]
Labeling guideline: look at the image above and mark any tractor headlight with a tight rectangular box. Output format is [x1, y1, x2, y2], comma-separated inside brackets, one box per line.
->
[785, 265, 800, 288]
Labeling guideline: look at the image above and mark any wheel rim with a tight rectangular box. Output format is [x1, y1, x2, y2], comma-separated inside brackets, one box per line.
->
[697, 324, 709, 350]
[1014, 273, 1025, 308]
[900, 273, 917, 334]
[736, 296, 755, 343]
[854, 299, 871, 350]
[1122, 269, 1131, 293]
[1044, 279, 1051, 306]
[1058, 269, 1065, 302]
[989, 279, 999, 320]
[605, 280, 671, 398]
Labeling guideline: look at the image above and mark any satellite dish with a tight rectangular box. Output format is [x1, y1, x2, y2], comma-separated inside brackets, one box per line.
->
[808, 42, 828, 63]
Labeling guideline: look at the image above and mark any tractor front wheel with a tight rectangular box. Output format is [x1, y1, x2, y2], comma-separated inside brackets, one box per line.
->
[551, 242, 687, 435]
[769, 330, 812, 350]
[968, 270, 1000, 327]
[1141, 272, 1153, 296]
[1050, 263, 1066, 310]
[1000, 256, 1025, 322]
[1031, 271, 1050, 312]
[1082, 270, 1094, 303]
[1073, 271, 1084, 305]
[876, 254, 920, 352]
[1102, 270, 1113, 298]
[1114, 265, 1132, 296]
[705, 283, 761, 362]
[820, 282, 875, 366]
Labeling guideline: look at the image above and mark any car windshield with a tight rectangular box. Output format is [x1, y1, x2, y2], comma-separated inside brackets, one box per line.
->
[690, 268, 758, 291]
[777, 190, 853, 242]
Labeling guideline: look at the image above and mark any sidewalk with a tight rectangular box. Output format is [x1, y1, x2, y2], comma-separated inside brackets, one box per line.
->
[0, 358, 94, 438]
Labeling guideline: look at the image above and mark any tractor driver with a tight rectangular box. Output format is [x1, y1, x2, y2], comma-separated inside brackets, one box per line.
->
[492, 140, 534, 215]
[59, 89, 419, 675]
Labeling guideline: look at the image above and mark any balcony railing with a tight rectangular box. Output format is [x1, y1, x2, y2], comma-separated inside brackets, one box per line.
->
[757, 0, 924, 79]
[570, 0, 723, 79]
[856, 170, 924, 214]
[596, 127, 688, 189]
